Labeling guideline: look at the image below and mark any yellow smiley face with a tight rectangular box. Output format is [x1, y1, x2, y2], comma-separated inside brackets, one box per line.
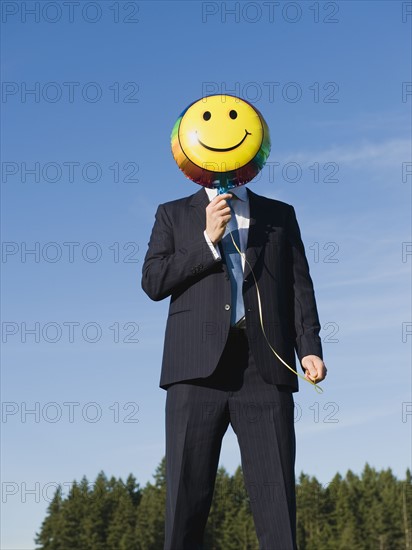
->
[179, 95, 264, 172]
[171, 95, 270, 189]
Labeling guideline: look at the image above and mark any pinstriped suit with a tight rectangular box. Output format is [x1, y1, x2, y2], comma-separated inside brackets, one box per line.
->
[141, 186, 323, 549]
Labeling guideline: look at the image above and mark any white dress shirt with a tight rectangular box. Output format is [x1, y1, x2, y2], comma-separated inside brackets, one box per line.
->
[203, 185, 250, 271]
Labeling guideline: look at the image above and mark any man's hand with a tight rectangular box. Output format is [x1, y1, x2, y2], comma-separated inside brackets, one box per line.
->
[205, 193, 233, 245]
[301, 355, 327, 384]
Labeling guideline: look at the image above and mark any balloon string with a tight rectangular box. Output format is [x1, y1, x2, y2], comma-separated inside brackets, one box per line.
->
[228, 229, 323, 394]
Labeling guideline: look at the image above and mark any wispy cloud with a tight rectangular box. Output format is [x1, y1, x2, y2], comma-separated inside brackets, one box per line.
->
[317, 264, 410, 290]
[279, 138, 410, 169]
[312, 111, 409, 134]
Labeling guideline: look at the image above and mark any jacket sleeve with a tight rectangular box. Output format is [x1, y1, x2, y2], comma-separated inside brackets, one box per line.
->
[285, 205, 323, 362]
[141, 203, 221, 301]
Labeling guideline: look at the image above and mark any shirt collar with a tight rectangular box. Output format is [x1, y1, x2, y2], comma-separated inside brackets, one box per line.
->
[204, 185, 248, 202]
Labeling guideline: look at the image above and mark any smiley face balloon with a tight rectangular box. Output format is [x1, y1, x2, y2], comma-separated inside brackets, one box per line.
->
[171, 94, 271, 191]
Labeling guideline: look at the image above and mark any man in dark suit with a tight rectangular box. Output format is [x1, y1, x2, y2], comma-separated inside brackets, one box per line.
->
[142, 183, 327, 549]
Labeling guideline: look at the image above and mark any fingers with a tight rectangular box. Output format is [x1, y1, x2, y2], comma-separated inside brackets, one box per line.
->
[210, 193, 233, 204]
[208, 193, 232, 211]
[301, 355, 327, 383]
[304, 366, 318, 383]
[206, 194, 232, 223]
[212, 192, 233, 201]
[205, 194, 233, 244]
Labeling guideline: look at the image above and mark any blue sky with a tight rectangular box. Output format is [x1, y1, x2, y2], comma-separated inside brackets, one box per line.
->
[1, 0, 411, 547]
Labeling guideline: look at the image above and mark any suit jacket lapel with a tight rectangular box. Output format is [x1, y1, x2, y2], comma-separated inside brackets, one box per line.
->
[189, 187, 209, 231]
[243, 187, 266, 280]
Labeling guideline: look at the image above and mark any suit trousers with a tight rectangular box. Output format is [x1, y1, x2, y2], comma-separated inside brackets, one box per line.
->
[164, 327, 297, 549]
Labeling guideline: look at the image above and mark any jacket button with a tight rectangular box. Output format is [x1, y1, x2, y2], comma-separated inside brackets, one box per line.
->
[224, 304, 230, 311]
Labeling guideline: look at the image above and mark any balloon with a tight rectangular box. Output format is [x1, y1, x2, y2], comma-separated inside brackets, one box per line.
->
[171, 94, 271, 192]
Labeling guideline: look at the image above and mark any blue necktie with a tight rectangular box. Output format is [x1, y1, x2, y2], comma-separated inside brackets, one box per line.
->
[221, 198, 245, 326]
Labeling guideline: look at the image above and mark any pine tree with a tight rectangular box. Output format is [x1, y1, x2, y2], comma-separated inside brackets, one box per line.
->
[297, 473, 324, 548]
[204, 466, 232, 547]
[319, 473, 342, 549]
[335, 469, 363, 549]
[404, 469, 412, 550]
[135, 457, 166, 549]
[35, 486, 63, 549]
[58, 478, 89, 550]
[377, 467, 403, 549]
[80, 472, 117, 549]
[354, 464, 402, 549]
[219, 466, 258, 549]
[104, 474, 140, 549]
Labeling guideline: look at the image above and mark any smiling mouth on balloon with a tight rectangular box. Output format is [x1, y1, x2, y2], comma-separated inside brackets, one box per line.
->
[197, 129, 251, 152]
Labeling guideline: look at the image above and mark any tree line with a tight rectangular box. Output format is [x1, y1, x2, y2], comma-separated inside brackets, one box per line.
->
[35, 460, 411, 549]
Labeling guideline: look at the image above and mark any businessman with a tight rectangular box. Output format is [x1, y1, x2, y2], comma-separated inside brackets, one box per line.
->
[141, 184, 327, 549]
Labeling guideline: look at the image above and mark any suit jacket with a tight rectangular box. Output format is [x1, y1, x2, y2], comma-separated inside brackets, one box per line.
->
[141, 186, 322, 392]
